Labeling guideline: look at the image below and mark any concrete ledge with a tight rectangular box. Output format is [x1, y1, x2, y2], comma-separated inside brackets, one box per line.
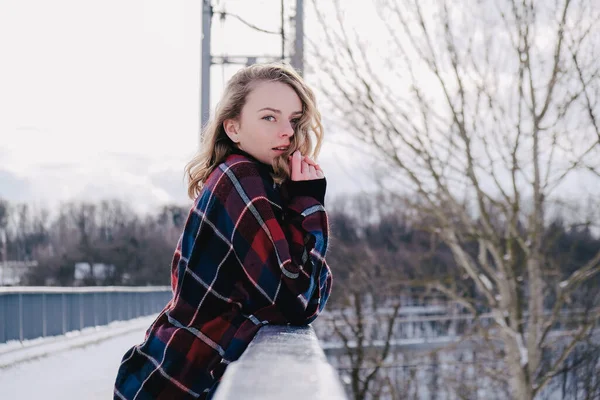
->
[213, 325, 348, 400]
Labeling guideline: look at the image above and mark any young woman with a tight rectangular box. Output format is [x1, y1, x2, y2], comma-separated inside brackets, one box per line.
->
[114, 62, 333, 400]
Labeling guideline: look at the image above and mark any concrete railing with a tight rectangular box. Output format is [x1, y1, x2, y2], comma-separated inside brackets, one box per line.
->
[214, 324, 348, 400]
[0, 286, 171, 343]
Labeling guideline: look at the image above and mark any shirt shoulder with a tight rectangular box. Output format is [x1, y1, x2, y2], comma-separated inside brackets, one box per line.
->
[201, 154, 281, 208]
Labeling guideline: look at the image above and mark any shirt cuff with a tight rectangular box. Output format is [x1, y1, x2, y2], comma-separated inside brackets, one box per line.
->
[286, 178, 327, 206]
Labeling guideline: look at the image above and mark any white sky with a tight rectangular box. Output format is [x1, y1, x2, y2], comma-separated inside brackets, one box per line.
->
[0, 0, 370, 213]
[1, 0, 596, 218]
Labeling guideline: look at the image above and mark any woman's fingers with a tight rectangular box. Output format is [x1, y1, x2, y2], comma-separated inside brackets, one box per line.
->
[303, 156, 322, 171]
[305, 156, 325, 178]
[290, 151, 303, 181]
[289, 151, 325, 181]
[301, 160, 308, 175]
[304, 156, 324, 177]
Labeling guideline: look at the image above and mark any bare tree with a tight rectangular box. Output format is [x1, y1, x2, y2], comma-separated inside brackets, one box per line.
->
[309, 0, 600, 398]
[318, 194, 471, 399]
[4, 203, 50, 262]
[320, 201, 407, 400]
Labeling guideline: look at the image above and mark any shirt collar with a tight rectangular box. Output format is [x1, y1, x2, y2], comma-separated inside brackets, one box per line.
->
[229, 147, 275, 173]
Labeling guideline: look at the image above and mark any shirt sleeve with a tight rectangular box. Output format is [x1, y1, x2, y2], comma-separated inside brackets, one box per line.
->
[285, 178, 327, 206]
[221, 162, 333, 325]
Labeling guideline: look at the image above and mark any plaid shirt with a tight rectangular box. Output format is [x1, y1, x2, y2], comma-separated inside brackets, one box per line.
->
[114, 152, 333, 399]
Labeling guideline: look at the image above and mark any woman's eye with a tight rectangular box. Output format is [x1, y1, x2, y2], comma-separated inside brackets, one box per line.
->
[291, 118, 300, 126]
[262, 115, 275, 122]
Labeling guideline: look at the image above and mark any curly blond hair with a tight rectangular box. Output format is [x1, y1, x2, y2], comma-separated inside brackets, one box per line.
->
[184, 62, 324, 200]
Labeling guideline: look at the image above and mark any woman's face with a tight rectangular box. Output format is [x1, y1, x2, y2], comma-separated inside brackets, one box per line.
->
[224, 81, 303, 165]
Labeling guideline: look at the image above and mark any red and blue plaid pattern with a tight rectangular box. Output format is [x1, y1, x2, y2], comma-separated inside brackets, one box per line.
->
[114, 153, 333, 399]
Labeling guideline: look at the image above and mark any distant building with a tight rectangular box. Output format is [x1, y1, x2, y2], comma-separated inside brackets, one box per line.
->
[0, 261, 38, 286]
[73, 262, 116, 285]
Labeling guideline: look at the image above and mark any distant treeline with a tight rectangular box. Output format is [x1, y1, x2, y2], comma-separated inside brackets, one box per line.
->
[0, 198, 185, 286]
[0, 195, 599, 300]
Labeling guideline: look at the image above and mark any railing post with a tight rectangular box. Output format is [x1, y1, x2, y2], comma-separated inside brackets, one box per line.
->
[42, 292, 47, 337]
[128, 292, 133, 319]
[118, 291, 123, 320]
[137, 292, 142, 317]
[0, 294, 4, 343]
[106, 291, 111, 324]
[79, 292, 84, 330]
[62, 293, 67, 334]
[93, 292, 98, 327]
[18, 292, 23, 342]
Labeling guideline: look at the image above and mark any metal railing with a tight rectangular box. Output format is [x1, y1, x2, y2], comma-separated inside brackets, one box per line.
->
[1, 288, 348, 399]
[0, 286, 171, 343]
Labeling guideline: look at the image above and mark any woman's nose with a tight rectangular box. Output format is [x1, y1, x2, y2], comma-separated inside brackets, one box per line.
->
[280, 121, 294, 137]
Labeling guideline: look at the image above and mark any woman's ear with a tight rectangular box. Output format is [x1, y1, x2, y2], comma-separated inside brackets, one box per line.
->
[223, 119, 240, 143]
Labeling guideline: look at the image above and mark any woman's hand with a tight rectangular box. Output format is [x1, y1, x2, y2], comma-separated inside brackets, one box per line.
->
[289, 150, 325, 181]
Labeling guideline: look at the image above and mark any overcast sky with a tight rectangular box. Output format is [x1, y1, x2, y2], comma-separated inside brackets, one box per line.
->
[0, 0, 369, 214]
[2, 0, 596, 219]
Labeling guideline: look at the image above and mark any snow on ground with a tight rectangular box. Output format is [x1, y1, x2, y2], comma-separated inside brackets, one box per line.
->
[0, 316, 156, 399]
